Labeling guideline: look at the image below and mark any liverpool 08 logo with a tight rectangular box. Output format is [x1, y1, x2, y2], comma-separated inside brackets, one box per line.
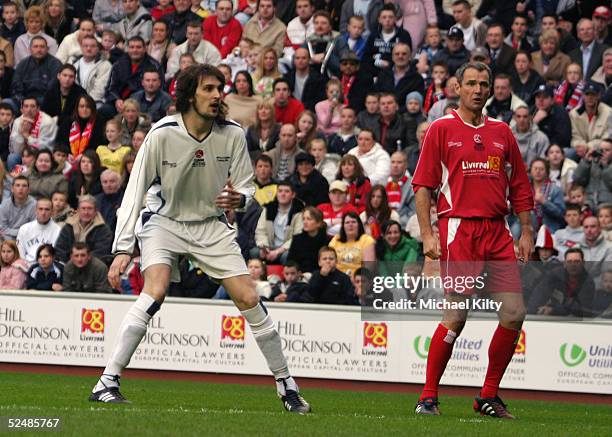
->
[81, 308, 105, 341]
[221, 315, 245, 342]
[363, 322, 387, 349]
[514, 329, 526, 355]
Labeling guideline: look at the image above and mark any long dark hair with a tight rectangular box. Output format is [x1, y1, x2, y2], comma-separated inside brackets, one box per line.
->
[336, 154, 365, 182]
[375, 220, 402, 259]
[73, 94, 97, 123]
[75, 149, 103, 194]
[365, 184, 392, 223]
[338, 211, 365, 243]
[231, 70, 255, 96]
[175, 64, 228, 121]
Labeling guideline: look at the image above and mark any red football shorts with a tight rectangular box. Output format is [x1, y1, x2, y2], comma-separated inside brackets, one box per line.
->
[438, 217, 522, 294]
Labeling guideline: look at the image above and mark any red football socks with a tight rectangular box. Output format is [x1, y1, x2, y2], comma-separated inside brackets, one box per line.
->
[481, 324, 520, 398]
[420, 323, 457, 400]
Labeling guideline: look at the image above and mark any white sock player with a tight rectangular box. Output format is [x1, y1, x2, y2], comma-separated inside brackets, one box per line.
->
[89, 64, 310, 414]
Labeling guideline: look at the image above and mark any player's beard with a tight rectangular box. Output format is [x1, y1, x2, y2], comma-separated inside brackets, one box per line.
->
[192, 101, 217, 121]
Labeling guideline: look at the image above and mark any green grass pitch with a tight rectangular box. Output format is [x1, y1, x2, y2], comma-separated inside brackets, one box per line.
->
[1, 372, 611, 436]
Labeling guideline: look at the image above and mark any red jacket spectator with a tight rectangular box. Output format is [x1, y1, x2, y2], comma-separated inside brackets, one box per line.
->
[151, 4, 175, 21]
[346, 177, 371, 213]
[318, 202, 358, 236]
[275, 97, 305, 125]
[202, 15, 243, 59]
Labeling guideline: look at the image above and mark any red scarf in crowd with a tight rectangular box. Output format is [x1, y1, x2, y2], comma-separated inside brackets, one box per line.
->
[169, 78, 177, 99]
[341, 75, 355, 105]
[554, 80, 585, 111]
[386, 174, 409, 210]
[423, 82, 444, 116]
[69, 119, 94, 158]
[28, 111, 42, 146]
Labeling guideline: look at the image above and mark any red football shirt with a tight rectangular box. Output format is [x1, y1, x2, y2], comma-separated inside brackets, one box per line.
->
[412, 110, 533, 218]
[317, 202, 358, 236]
[275, 98, 305, 125]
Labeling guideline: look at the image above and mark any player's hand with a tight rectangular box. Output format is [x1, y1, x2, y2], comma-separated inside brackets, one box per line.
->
[274, 293, 287, 302]
[108, 254, 131, 289]
[215, 179, 243, 209]
[51, 283, 63, 291]
[517, 228, 534, 263]
[422, 233, 441, 260]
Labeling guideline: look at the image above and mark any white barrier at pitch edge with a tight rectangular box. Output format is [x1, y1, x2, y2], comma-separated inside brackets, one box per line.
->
[1, 290, 611, 394]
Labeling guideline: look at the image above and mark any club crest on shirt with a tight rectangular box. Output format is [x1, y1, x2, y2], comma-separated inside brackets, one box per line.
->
[193, 149, 206, 167]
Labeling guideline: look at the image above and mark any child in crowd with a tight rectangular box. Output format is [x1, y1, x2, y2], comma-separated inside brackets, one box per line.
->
[222, 38, 252, 80]
[248, 258, 272, 300]
[51, 190, 74, 226]
[246, 43, 261, 75]
[423, 60, 448, 116]
[306, 246, 357, 305]
[416, 25, 443, 77]
[218, 64, 233, 95]
[131, 128, 147, 153]
[338, 15, 367, 61]
[166, 53, 195, 99]
[10, 146, 35, 177]
[553, 204, 585, 258]
[25, 244, 63, 291]
[404, 91, 425, 124]
[598, 203, 612, 242]
[0, 2, 25, 46]
[569, 185, 593, 220]
[0, 240, 28, 289]
[101, 30, 124, 64]
[310, 138, 340, 184]
[96, 119, 132, 173]
[272, 261, 308, 302]
[52, 143, 72, 178]
[327, 107, 359, 156]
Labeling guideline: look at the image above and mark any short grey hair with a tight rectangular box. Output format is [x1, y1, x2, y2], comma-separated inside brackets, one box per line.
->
[78, 194, 97, 207]
[101, 169, 121, 181]
[455, 62, 492, 88]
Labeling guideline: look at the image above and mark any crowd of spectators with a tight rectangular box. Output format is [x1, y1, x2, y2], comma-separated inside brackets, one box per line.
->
[0, 0, 611, 318]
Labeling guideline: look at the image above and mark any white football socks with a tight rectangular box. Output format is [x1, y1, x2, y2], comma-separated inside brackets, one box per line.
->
[93, 293, 160, 392]
[241, 302, 291, 383]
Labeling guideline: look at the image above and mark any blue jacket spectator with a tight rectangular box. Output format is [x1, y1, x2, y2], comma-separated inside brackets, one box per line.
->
[26, 244, 63, 291]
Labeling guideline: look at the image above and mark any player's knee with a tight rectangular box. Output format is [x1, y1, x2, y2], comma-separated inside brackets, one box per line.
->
[234, 291, 260, 311]
[500, 305, 526, 326]
[445, 320, 466, 335]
